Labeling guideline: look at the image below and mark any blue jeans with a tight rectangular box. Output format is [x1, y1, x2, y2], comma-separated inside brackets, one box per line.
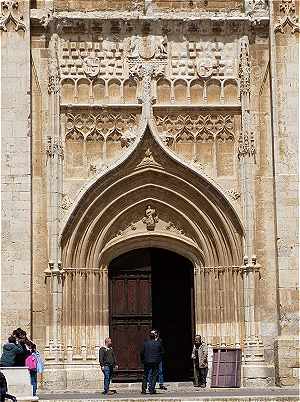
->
[147, 360, 164, 386]
[102, 365, 113, 393]
[30, 370, 37, 396]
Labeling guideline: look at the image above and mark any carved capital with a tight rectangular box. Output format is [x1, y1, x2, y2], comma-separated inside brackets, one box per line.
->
[0, 0, 26, 32]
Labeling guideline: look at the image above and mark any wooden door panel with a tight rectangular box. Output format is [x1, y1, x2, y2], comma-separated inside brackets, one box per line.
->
[109, 250, 152, 380]
[211, 348, 241, 388]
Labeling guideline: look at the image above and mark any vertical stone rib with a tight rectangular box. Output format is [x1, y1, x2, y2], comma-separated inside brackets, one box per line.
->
[194, 266, 200, 334]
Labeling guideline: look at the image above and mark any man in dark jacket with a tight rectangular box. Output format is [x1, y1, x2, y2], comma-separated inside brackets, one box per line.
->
[0, 371, 17, 402]
[0, 337, 23, 367]
[141, 330, 164, 394]
[99, 338, 118, 395]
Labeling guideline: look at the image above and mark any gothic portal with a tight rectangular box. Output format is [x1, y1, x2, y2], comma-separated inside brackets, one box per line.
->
[1, 0, 299, 390]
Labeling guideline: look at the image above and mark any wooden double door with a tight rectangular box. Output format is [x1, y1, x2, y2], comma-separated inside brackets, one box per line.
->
[109, 248, 194, 381]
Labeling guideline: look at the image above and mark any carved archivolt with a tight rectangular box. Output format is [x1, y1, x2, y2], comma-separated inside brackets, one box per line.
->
[61, 125, 243, 270]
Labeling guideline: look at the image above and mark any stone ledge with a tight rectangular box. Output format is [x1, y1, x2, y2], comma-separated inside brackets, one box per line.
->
[1, 367, 38, 401]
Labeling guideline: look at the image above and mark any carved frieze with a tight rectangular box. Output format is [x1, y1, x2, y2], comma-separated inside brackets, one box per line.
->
[0, 0, 26, 32]
[155, 112, 235, 142]
[65, 111, 139, 144]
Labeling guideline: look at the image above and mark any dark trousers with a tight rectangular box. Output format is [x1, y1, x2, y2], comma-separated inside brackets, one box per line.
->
[1, 393, 16, 402]
[147, 360, 164, 386]
[102, 365, 113, 393]
[142, 363, 159, 393]
[30, 370, 38, 396]
[194, 366, 208, 387]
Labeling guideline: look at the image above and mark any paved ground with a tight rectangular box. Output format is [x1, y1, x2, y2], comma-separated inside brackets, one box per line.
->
[39, 387, 299, 401]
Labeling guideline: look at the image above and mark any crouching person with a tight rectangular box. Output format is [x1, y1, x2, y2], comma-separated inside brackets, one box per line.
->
[191, 335, 208, 388]
[0, 371, 17, 402]
[99, 338, 118, 395]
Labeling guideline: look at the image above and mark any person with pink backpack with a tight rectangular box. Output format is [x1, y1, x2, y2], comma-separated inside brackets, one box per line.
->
[25, 343, 38, 396]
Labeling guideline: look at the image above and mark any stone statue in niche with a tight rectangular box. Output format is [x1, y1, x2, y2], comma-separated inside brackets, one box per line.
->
[142, 205, 159, 231]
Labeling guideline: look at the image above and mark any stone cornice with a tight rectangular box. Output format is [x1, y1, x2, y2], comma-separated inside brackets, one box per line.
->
[30, 9, 269, 29]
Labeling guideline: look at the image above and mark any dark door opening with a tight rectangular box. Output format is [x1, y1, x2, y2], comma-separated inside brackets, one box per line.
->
[108, 247, 194, 382]
[151, 248, 194, 381]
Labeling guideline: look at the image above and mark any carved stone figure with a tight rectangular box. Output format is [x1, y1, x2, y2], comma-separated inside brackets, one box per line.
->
[142, 205, 159, 230]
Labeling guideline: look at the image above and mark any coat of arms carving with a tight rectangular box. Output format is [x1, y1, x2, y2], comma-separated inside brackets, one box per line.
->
[83, 55, 100, 77]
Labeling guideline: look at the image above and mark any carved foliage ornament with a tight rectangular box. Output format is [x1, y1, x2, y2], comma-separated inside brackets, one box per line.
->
[48, 34, 60, 94]
[0, 0, 26, 32]
[46, 136, 64, 160]
[275, 0, 300, 33]
[238, 39, 250, 96]
[129, 62, 165, 105]
[237, 131, 256, 160]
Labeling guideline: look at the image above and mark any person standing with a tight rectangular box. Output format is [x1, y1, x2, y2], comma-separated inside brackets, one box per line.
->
[141, 330, 164, 395]
[147, 330, 167, 391]
[99, 338, 118, 395]
[25, 343, 38, 396]
[191, 335, 208, 388]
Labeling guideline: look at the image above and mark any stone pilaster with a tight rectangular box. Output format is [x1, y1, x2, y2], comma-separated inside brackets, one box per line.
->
[1, 0, 31, 341]
[269, 0, 299, 386]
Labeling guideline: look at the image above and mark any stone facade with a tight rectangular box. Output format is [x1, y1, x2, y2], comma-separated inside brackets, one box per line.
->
[1, 0, 299, 390]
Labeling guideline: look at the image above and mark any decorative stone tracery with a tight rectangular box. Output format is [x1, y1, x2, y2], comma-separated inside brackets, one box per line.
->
[0, 0, 26, 32]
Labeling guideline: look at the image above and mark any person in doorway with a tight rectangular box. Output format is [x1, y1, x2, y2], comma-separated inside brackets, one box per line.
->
[99, 338, 118, 395]
[147, 330, 167, 391]
[0, 336, 23, 367]
[141, 330, 164, 394]
[0, 371, 17, 402]
[191, 335, 208, 388]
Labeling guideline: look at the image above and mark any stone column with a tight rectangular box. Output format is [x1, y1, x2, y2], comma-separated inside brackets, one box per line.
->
[44, 29, 64, 361]
[1, 0, 31, 341]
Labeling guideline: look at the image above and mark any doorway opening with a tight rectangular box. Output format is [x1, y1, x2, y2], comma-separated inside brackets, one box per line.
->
[108, 247, 195, 382]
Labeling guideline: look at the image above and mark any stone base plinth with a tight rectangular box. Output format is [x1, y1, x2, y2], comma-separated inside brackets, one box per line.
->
[42, 364, 102, 391]
[242, 364, 275, 387]
[1, 367, 38, 401]
[275, 336, 300, 386]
